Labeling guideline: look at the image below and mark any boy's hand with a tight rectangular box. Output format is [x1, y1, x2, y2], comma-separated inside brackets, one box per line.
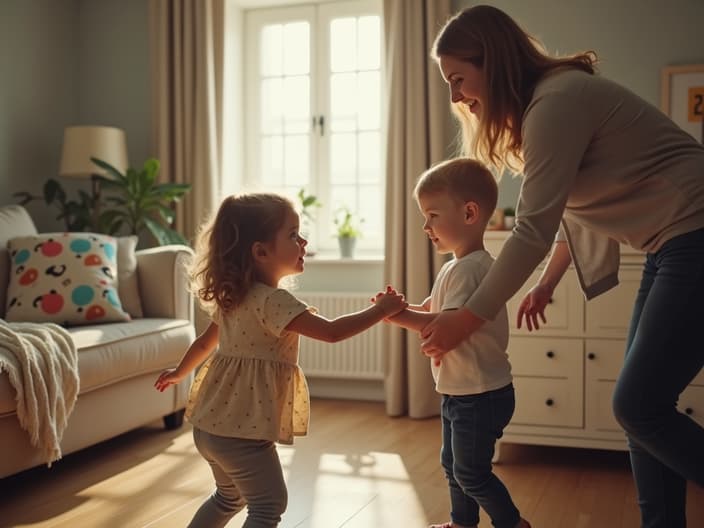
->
[372, 286, 407, 317]
[154, 368, 185, 392]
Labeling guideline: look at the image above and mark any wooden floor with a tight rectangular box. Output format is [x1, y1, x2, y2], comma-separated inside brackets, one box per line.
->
[1, 398, 703, 528]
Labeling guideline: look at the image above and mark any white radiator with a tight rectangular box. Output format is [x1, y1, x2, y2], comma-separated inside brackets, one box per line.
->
[297, 292, 385, 380]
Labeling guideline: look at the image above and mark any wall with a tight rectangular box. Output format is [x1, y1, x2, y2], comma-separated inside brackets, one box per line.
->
[0, 0, 78, 231]
[0, 0, 150, 232]
[452, 0, 704, 209]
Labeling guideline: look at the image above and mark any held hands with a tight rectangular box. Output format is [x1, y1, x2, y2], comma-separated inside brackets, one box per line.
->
[371, 285, 408, 318]
[154, 368, 186, 392]
[516, 282, 553, 331]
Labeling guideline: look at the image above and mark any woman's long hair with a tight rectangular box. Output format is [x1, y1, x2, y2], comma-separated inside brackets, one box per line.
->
[190, 193, 294, 314]
[432, 5, 597, 174]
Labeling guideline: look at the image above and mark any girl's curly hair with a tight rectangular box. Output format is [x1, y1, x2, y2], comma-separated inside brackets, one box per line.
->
[190, 193, 294, 314]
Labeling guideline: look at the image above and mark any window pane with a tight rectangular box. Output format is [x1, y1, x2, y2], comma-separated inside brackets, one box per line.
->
[285, 135, 309, 186]
[283, 22, 310, 75]
[358, 71, 380, 130]
[261, 24, 283, 76]
[330, 132, 357, 184]
[358, 131, 380, 184]
[261, 136, 284, 185]
[358, 185, 382, 237]
[261, 78, 283, 134]
[284, 75, 310, 133]
[358, 16, 380, 70]
[330, 18, 356, 72]
[330, 72, 357, 132]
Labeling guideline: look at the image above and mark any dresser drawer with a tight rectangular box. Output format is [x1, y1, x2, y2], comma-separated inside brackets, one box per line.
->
[512, 376, 583, 428]
[585, 268, 641, 338]
[585, 339, 625, 381]
[586, 379, 621, 432]
[679, 385, 704, 428]
[508, 337, 582, 378]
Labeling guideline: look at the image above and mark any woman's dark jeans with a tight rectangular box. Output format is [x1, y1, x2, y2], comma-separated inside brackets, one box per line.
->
[441, 384, 520, 528]
[612, 228, 704, 528]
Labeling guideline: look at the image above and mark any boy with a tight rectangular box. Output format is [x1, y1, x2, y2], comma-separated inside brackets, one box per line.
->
[383, 158, 530, 528]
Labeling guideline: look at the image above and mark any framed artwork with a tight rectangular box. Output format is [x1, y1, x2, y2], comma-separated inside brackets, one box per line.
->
[661, 64, 704, 143]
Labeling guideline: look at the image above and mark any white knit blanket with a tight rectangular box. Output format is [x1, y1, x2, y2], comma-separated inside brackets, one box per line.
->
[0, 319, 79, 466]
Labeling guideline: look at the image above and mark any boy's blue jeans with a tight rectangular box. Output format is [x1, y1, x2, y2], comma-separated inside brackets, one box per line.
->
[612, 227, 704, 528]
[441, 384, 520, 528]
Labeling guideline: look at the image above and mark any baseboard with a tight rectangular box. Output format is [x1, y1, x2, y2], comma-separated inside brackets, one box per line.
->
[307, 377, 385, 401]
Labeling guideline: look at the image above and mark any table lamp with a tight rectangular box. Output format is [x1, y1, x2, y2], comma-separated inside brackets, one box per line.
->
[58, 126, 129, 228]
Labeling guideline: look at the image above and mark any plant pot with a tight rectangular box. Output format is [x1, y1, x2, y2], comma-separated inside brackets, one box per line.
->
[504, 216, 515, 229]
[338, 236, 356, 258]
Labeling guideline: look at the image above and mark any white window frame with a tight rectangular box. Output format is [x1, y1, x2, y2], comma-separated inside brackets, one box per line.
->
[244, 0, 385, 256]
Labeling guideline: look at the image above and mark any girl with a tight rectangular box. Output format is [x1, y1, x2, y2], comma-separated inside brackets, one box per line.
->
[420, 5, 704, 527]
[155, 193, 406, 528]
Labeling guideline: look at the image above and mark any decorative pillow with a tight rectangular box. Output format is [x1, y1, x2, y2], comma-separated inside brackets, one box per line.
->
[5, 233, 131, 326]
[117, 236, 144, 318]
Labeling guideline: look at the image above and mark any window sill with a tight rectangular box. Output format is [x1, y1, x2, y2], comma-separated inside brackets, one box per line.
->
[304, 252, 384, 264]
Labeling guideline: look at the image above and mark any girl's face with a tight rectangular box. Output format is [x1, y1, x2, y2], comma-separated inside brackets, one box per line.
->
[438, 54, 485, 118]
[418, 191, 473, 258]
[267, 207, 307, 282]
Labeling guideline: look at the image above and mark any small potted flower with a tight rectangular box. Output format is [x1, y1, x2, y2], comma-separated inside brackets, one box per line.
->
[503, 206, 516, 229]
[334, 206, 364, 258]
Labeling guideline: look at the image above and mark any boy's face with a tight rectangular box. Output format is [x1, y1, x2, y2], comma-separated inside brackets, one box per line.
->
[417, 191, 478, 258]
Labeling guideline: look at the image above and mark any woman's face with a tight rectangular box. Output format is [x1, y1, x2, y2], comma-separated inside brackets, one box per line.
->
[438, 54, 485, 118]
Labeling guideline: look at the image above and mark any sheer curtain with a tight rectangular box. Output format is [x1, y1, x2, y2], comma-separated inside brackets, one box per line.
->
[382, 0, 452, 418]
[149, 0, 225, 242]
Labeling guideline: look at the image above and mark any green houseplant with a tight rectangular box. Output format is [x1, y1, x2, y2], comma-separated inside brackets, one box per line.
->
[334, 206, 364, 258]
[503, 206, 516, 229]
[91, 157, 191, 245]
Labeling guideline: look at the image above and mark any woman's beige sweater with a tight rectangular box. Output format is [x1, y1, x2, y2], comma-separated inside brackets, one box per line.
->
[468, 69, 704, 320]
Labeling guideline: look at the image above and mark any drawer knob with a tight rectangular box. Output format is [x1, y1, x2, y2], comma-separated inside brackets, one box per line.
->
[685, 407, 694, 416]
[546, 351, 555, 358]
[545, 398, 554, 407]
[587, 353, 596, 360]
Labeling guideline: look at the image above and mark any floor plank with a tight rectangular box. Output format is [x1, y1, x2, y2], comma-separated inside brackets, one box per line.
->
[1, 398, 702, 528]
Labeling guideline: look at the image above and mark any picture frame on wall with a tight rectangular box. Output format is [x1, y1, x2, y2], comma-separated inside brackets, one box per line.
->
[661, 64, 704, 144]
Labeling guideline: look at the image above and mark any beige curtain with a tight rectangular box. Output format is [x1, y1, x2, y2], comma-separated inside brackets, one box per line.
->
[149, 0, 225, 242]
[382, 0, 453, 418]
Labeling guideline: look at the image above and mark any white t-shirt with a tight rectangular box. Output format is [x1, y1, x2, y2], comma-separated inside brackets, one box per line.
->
[429, 250, 512, 395]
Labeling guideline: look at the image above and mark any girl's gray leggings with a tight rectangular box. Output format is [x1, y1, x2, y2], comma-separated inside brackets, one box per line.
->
[188, 427, 287, 528]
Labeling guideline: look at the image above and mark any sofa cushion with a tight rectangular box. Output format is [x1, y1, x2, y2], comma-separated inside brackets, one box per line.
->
[117, 236, 144, 319]
[0, 205, 38, 319]
[0, 318, 193, 415]
[5, 232, 130, 326]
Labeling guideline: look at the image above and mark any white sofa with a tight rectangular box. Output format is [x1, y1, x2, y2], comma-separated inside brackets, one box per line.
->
[0, 204, 196, 478]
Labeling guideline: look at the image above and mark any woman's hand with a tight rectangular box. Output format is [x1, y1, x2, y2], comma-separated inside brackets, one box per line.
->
[420, 308, 484, 365]
[516, 282, 553, 331]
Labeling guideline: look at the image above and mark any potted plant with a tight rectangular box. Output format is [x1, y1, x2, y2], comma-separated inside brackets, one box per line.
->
[334, 206, 364, 258]
[91, 157, 191, 245]
[297, 188, 322, 255]
[503, 206, 516, 229]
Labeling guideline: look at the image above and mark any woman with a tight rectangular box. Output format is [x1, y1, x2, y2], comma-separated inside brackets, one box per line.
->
[421, 5, 704, 527]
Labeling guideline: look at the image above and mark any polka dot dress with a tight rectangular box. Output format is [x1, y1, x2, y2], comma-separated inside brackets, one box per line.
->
[186, 283, 312, 444]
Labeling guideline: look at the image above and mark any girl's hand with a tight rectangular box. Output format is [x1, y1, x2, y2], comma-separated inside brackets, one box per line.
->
[374, 286, 407, 317]
[516, 283, 553, 331]
[154, 368, 185, 392]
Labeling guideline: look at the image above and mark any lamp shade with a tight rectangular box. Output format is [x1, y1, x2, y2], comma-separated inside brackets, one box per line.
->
[59, 126, 129, 179]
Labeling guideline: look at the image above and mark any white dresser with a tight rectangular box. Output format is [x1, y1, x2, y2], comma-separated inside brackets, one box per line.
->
[484, 231, 704, 454]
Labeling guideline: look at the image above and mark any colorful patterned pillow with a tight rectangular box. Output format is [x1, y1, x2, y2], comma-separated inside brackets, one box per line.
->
[5, 233, 131, 326]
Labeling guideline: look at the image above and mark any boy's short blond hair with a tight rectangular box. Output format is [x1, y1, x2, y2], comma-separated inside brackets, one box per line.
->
[414, 158, 498, 217]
